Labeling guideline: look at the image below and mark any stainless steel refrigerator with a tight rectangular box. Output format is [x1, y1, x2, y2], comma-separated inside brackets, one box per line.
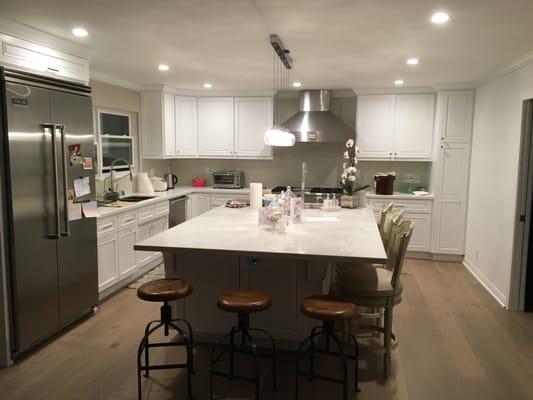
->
[0, 68, 98, 357]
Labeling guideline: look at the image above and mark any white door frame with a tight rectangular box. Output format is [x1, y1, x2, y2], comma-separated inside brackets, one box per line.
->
[509, 99, 533, 311]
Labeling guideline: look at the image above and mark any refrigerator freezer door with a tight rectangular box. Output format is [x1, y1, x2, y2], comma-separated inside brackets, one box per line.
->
[5, 82, 61, 352]
[50, 92, 98, 326]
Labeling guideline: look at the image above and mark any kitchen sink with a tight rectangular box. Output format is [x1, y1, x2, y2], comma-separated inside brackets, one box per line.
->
[119, 195, 156, 202]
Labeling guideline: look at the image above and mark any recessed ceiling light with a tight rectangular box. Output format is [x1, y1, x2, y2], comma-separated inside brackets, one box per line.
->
[431, 11, 450, 24]
[292, 81, 302, 88]
[158, 64, 169, 71]
[394, 80, 404, 86]
[72, 27, 88, 37]
[406, 58, 420, 65]
[203, 82, 212, 89]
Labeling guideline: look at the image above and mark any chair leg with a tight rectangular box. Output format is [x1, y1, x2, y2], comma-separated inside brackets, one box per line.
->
[248, 327, 277, 390]
[383, 306, 393, 378]
[350, 333, 360, 392]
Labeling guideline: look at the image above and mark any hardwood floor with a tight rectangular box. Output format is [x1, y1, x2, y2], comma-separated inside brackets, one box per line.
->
[1, 259, 532, 399]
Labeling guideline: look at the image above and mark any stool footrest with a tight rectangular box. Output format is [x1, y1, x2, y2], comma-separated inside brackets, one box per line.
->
[297, 370, 345, 384]
[141, 363, 188, 371]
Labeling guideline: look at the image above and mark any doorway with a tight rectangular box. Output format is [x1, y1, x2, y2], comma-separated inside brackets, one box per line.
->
[510, 99, 533, 311]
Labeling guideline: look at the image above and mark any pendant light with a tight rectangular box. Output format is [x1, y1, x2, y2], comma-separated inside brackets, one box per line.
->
[264, 35, 295, 147]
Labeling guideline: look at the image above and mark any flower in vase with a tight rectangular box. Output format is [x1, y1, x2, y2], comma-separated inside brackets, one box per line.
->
[343, 151, 349, 159]
[346, 138, 355, 148]
[348, 175, 356, 182]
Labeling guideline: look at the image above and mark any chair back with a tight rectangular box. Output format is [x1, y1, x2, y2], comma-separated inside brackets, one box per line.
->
[382, 208, 404, 252]
[378, 202, 394, 239]
[386, 220, 414, 296]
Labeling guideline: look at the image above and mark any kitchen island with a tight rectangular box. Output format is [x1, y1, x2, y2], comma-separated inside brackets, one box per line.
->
[135, 205, 386, 345]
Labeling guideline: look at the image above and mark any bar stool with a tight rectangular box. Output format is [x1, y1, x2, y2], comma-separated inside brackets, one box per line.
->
[210, 288, 277, 400]
[295, 295, 360, 400]
[136, 278, 194, 400]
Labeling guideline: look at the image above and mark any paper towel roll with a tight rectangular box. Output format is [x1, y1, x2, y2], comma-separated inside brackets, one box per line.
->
[250, 183, 263, 210]
[137, 172, 155, 194]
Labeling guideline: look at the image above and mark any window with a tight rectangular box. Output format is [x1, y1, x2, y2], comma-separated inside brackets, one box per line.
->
[96, 108, 134, 171]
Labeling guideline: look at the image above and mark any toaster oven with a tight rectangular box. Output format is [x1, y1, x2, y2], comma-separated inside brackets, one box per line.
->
[213, 171, 244, 189]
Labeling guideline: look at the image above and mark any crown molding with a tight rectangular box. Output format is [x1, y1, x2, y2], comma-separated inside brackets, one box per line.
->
[353, 86, 435, 95]
[476, 50, 533, 86]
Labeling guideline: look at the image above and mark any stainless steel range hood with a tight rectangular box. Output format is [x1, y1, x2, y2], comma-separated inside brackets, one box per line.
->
[281, 90, 354, 142]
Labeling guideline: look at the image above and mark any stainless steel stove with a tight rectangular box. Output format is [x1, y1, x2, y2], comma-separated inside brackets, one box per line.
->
[271, 186, 342, 209]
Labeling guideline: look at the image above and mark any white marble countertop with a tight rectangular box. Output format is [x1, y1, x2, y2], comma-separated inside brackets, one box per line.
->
[97, 187, 250, 218]
[135, 205, 387, 263]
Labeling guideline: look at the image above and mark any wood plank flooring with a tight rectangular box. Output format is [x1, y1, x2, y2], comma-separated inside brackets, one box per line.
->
[0, 259, 532, 399]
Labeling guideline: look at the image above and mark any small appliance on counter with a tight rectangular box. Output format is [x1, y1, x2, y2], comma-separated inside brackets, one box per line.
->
[164, 173, 178, 189]
[192, 178, 207, 187]
[149, 176, 168, 192]
[213, 170, 244, 189]
[374, 172, 396, 195]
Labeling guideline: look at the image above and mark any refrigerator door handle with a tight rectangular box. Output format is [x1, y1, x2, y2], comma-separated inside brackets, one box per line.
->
[57, 124, 70, 237]
[43, 123, 61, 239]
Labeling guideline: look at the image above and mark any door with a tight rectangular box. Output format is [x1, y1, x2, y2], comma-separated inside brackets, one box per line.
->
[163, 93, 175, 157]
[356, 95, 395, 159]
[175, 96, 198, 157]
[4, 81, 61, 352]
[234, 97, 272, 158]
[197, 97, 234, 157]
[97, 232, 119, 291]
[431, 143, 471, 254]
[50, 91, 98, 325]
[394, 94, 435, 159]
[438, 91, 474, 143]
[118, 225, 138, 278]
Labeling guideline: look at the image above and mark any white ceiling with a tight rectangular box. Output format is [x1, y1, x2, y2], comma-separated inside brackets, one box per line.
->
[1, 0, 533, 90]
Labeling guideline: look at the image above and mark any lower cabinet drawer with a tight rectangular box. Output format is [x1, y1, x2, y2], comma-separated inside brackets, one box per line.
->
[97, 216, 117, 235]
[137, 204, 155, 223]
[368, 198, 433, 214]
[211, 194, 236, 207]
[155, 200, 170, 216]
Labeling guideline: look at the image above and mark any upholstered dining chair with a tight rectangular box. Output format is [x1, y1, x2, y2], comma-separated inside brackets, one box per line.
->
[334, 220, 414, 378]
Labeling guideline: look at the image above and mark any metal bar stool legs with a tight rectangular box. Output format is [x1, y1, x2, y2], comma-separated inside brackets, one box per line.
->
[295, 322, 359, 400]
[209, 313, 277, 400]
[137, 301, 194, 399]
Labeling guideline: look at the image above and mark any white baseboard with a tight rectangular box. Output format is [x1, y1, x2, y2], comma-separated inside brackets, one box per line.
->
[463, 257, 507, 308]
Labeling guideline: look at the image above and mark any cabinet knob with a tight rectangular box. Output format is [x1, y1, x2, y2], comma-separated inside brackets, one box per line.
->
[389, 152, 393, 156]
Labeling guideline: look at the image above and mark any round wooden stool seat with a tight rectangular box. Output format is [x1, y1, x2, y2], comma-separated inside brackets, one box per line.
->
[301, 295, 357, 321]
[137, 278, 192, 302]
[217, 289, 272, 314]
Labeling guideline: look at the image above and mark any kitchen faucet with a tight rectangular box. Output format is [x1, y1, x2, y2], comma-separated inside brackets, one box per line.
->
[103, 158, 132, 202]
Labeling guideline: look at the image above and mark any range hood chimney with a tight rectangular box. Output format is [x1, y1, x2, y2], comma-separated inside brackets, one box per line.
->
[281, 90, 354, 143]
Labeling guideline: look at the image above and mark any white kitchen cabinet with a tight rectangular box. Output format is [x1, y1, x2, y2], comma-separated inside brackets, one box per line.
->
[175, 96, 198, 157]
[136, 222, 155, 266]
[141, 91, 176, 159]
[357, 95, 395, 159]
[394, 94, 435, 159]
[118, 224, 138, 278]
[357, 94, 435, 160]
[430, 90, 474, 255]
[234, 97, 273, 159]
[97, 231, 119, 291]
[188, 193, 211, 218]
[367, 196, 433, 252]
[198, 97, 235, 157]
[437, 91, 474, 143]
[97, 199, 169, 295]
[0, 33, 89, 84]
[431, 142, 471, 254]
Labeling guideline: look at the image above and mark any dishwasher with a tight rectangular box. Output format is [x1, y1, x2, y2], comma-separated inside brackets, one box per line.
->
[169, 196, 188, 227]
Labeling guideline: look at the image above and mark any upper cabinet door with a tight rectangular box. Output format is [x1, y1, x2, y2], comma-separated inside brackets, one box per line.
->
[163, 93, 176, 157]
[198, 97, 235, 157]
[438, 90, 474, 143]
[175, 96, 198, 157]
[234, 97, 273, 159]
[356, 95, 395, 159]
[394, 94, 435, 159]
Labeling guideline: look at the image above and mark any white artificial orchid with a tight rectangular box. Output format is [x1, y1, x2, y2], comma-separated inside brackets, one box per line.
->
[348, 175, 356, 182]
[355, 146, 360, 154]
[345, 138, 354, 148]
[343, 151, 349, 159]
[347, 166, 356, 173]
